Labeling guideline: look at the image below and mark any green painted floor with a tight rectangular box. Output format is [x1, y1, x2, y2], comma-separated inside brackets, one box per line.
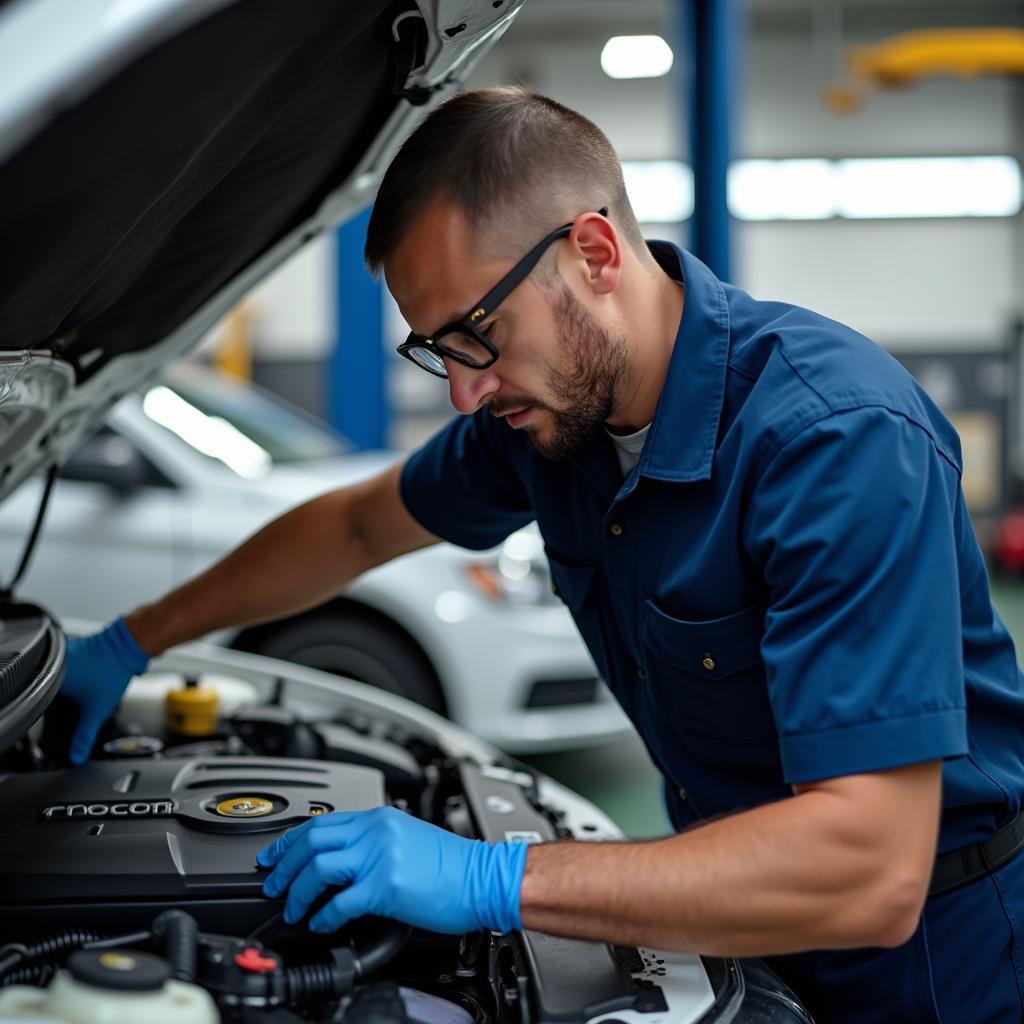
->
[524, 579, 1024, 839]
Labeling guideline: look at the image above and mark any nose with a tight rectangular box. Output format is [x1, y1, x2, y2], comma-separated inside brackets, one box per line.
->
[446, 359, 501, 415]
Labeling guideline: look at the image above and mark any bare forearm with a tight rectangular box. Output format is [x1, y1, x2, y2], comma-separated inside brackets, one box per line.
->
[521, 766, 940, 957]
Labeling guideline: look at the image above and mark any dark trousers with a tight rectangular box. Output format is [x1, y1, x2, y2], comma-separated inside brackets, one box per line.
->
[766, 849, 1024, 1023]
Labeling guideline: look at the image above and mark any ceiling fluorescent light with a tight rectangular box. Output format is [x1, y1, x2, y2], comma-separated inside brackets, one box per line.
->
[728, 159, 837, 221]
[601, 35, 674, 80]
[835, 156, 1021, 219]
[622, 161, 694, 223]
[619, 156, 1021, 223]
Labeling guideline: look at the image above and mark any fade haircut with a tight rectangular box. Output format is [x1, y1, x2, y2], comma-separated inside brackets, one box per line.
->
[364, 86, 649, 278]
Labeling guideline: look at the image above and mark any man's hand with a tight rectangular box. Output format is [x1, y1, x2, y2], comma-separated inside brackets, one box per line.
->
[60, 618, 150, 765]
[256, 807, 527, 935]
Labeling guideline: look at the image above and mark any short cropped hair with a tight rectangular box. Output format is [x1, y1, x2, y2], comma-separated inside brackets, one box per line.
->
[364, 86, 648, 276]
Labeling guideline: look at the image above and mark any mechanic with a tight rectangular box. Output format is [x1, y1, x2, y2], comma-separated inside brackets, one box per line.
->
[62, 87, 1024, 1022]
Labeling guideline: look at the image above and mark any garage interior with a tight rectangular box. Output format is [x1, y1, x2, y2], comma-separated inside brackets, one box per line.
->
[9, 1, 1024, 1019]
[192, 0, 1024, 839]
[3, 0, 1023, 835]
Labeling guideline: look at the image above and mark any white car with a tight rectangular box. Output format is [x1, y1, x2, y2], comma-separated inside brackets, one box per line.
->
[0, 364, 628, 754]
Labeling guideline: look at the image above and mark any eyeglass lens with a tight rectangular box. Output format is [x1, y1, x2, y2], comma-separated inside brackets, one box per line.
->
[407, 347, 446, 373]
[436, 329, 491, 366]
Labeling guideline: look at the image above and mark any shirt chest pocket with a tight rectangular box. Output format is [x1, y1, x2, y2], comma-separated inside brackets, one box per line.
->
[641, 599, 779, 763]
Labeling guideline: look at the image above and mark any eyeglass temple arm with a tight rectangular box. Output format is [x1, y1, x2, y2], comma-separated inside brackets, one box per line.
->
[467, 207, 610, 322]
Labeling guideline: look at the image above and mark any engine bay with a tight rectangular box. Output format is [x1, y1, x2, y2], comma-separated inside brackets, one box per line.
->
[0, 632, 737, 1024]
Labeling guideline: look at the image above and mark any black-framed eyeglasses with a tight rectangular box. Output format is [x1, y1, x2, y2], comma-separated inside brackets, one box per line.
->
[397, 208, 609, 379]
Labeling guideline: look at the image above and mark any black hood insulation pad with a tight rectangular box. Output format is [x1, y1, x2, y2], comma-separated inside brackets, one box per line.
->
[0, 0, 406, 378]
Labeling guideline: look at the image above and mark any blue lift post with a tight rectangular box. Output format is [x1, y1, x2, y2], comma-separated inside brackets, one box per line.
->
[330, 205, 390, 450]
[677, 0, 741, 283]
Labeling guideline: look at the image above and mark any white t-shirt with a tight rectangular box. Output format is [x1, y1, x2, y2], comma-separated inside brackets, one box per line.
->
[607, 423, 651, 475]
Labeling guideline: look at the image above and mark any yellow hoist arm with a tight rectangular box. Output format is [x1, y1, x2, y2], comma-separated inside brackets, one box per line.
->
[826, 27, 1024, 113]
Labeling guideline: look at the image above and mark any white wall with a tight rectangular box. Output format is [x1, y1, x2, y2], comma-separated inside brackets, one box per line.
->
[227, 1, 1023, 424]
[735, 31, 1021, 349]
[738, 217, 1019, 349]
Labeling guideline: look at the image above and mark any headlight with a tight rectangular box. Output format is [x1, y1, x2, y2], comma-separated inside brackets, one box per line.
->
[466, 529, 558, 607]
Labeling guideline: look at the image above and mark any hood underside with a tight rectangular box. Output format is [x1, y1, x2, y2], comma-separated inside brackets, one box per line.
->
[0, 0, 524, 501]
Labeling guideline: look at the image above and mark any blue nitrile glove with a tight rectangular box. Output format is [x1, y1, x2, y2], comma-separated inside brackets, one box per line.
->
[60, 617, 151, 765]
[256, 806, 528, 935]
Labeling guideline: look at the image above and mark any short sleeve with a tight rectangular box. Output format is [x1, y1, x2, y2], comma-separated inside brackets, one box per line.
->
[744, 406, 968, 784]
[400, 410, 534, 550]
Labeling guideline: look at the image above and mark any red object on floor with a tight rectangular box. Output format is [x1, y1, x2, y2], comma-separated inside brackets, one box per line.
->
[994, 510, 1024, 573]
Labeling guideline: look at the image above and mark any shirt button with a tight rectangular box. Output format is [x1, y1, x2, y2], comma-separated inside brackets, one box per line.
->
[636, 666, 646, 680]
[610, 523, 623, 537]
[702, 653, 716, 671]
[678, 787, 688, 803]
[550, 582, 559, 596]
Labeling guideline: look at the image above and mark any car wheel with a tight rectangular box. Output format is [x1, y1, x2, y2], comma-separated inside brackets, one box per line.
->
[246, 611, 446, 714]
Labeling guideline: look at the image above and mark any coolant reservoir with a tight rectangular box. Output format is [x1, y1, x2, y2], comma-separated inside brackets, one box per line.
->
[0, 950, 218, 1024]
[164, 677, 220, 737]
[120, 671, 258, 736]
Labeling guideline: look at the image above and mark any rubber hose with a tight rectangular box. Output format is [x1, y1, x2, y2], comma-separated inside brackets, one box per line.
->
[0, 931, 104, 983]
[353, 922, 413, 979]
[151, 910, 199, 983]
[1, 962, 55, 988]
[281, 917, 409, 1003]
[285, 961, 344, 1003]
[26, 931, 103, 962]
[0, 946, 28, 980]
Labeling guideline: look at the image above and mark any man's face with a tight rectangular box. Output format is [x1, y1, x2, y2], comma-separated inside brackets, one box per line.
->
[387, 201, 628, 461]
[497, 281, 628, 460]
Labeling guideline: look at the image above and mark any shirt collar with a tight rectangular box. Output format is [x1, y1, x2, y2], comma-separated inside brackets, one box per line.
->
[637, 242, 731, 483]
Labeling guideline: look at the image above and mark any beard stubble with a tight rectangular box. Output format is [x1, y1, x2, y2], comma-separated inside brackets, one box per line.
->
[522, 284, 629, 461]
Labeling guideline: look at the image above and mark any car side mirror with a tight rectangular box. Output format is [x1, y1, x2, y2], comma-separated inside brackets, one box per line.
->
[61, 433, 155, 496]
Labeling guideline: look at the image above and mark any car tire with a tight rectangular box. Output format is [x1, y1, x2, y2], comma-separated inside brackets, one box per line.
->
[245, 611, 446, 714]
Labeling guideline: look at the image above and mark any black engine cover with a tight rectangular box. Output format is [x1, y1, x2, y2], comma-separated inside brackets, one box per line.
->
[0, 756, 385, 936]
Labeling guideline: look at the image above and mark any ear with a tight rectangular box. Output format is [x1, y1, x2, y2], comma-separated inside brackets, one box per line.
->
[566, 211, 622, 296]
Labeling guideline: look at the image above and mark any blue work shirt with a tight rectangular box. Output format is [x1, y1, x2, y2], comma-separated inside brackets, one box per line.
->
[401, 241, 1024, 855]
[402, 242, 1024, 1017]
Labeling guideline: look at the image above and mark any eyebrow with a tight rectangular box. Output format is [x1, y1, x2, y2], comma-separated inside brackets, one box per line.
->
[439, 308, 468, 327]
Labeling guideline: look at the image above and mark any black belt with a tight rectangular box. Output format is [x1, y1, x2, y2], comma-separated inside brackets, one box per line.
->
[929, 811, 1024, 899]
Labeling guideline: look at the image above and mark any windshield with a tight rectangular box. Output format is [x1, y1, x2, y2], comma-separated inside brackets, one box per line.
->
[141, 366, 350, 477]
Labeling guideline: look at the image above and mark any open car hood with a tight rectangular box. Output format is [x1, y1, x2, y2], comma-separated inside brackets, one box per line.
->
[0, 0, 525, 504]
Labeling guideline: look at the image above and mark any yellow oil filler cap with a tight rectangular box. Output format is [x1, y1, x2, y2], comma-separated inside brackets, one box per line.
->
[165, 677, 219, 737]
